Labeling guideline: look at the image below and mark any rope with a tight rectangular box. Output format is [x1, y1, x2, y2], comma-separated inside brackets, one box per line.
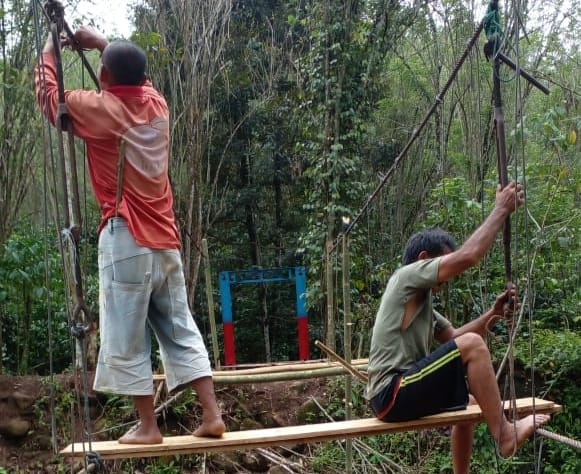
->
[483, 1, 503, 40]
[537, 429, 581, 450]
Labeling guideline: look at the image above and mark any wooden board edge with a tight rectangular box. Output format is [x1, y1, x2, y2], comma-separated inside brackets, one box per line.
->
[60, 398, 561, 460]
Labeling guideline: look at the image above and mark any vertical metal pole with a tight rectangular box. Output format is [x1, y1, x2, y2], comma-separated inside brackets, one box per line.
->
[492, 56, 513, 285]
[295, 267, 310, 360]
[342, 225, 352, 473]
[202, 239, 221, 369]
[219, 272, 236, 366]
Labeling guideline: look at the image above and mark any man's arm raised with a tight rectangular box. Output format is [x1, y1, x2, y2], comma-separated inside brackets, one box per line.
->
[437, 181, 524, 283]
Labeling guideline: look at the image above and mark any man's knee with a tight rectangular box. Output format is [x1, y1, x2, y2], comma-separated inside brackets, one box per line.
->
[455, 332, 487, 356]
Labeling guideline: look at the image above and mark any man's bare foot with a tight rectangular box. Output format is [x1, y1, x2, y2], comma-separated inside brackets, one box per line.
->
[193, 416, 226, 438]
[118, 424, 163, 444]
[498, 414, 550, 458]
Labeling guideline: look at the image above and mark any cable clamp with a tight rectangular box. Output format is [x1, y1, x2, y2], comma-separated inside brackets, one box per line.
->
[70, 322, 89, 340]
[85, 451, 103, 471]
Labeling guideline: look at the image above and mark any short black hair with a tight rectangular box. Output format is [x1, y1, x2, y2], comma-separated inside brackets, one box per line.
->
[101, 40, 147, 86]
[402, 227, 456, 265]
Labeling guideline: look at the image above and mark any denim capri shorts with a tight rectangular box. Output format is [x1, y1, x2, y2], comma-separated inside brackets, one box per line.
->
[93, 218, 212, 396]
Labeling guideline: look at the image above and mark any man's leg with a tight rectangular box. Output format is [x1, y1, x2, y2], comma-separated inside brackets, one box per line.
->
[118, 395, 163, 444]
[455, 333, 550, 457]
[191, 376, 225, 437]
[148, 252, 225, 438]
[95, 222, 160, 444]
[451, 395, 476, 474]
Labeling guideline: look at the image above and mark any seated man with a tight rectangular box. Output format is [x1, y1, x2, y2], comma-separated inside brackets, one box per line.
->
[366, 182, 549, 474]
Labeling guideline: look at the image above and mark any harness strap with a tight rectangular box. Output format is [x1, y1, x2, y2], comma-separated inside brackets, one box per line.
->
[115, 139, 126, 219]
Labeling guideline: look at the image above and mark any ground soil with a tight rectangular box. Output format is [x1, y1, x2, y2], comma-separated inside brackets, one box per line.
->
[0, 373, 331, 473]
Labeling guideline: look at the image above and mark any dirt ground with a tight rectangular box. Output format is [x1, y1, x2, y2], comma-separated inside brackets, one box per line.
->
[0, 373, 331, 473]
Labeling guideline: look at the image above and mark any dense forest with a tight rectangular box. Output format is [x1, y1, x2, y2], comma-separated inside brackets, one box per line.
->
[0, 0, 579, 472]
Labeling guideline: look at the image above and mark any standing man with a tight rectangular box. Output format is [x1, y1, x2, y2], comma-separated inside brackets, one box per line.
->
[35, 26, 225, 444]
[366, 182, 550, 473]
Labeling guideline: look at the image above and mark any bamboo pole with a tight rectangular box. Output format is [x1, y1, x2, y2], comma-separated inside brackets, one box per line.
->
[325, 240, 335, 351]
[153, 359, 369, 384]
[215, 359, 368, 375]
[202, 239, 221, 369]
[211, 367, 363, 384]
[342, 224, 353, 473]
[315, 341, 368, 383]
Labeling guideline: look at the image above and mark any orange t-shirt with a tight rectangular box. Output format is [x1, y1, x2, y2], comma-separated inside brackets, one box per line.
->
[35, 52, 180, 250]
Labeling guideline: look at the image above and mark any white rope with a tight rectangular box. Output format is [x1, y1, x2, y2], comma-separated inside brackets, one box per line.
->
[537, 428, 581, 450]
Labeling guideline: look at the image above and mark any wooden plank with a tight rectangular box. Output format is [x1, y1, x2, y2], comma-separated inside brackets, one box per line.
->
[60, 397, 561, 460]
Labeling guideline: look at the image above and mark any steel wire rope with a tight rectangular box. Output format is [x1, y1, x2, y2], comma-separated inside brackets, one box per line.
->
[68, 30, 101, 474]
[326, 10, 491, 258]
[486, 1, 555, 468]
[468, 29, 502, 469]
[32, 1, 100, 470]
[32, 0, 75, 457]
[507, 0, 581, 466]
[479, 5, 510, 470]
[32, 1, 60, 456]
[509, 0, 542, 470]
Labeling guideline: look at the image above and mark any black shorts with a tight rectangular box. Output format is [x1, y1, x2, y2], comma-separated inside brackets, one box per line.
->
[371, 340, 469, 422]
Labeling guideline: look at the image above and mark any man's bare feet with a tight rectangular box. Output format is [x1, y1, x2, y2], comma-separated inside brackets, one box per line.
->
[118, 424, 163, 444]
[498, 414, 550, 458]
[193, 416, 226, 438]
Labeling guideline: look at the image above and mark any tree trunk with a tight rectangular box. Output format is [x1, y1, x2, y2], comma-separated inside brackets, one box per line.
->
[135, 0, 232, 307]
[0, 0, 37, 249]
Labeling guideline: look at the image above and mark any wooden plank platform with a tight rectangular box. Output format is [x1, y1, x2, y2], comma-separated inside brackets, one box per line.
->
[60, 397, 561, 460]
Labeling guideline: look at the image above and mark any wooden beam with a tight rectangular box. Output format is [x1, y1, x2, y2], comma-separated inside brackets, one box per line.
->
[61, 398, 561, 460]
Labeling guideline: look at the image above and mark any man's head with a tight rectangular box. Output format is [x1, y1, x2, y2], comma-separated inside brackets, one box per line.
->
[403, 227, 456, 265]
[99, 40, 147, 88]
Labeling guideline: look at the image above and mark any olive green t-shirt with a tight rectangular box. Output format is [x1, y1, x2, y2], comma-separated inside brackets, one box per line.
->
[366, 257, 451, 400]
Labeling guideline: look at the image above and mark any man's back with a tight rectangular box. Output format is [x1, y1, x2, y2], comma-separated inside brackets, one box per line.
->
[366, 258, 450, 399]
[35, 53, 180, 249]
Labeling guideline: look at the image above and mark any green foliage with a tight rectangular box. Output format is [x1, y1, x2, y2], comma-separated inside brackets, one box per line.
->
[32, 378, 79, 443]
[509, 329, 581, 473]
[0, 225, 98, 374]
[143, 460, 180, 474]
[169, 388, 198, 417]
[514, 329, 581, 383]
[309, 444, 346, 472]
[0, 229, 65, 374]
[424, 176, 485, 233]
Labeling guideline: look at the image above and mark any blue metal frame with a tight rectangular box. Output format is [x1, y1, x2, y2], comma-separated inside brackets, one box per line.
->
[218, 266, 308, 363]
[219, 266, 307, 324]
